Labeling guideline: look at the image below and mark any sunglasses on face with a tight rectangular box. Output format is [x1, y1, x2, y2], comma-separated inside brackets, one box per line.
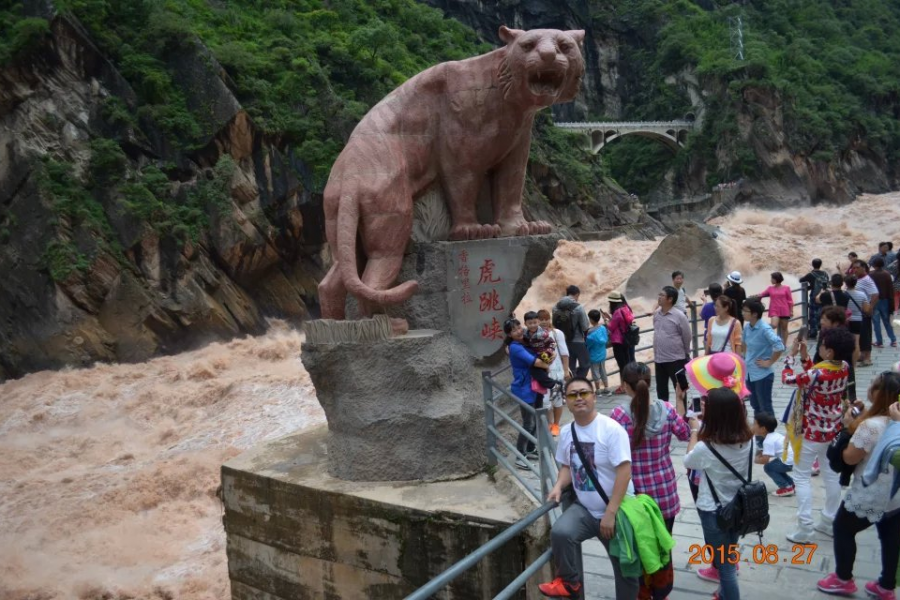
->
[565, 389, 593, 401]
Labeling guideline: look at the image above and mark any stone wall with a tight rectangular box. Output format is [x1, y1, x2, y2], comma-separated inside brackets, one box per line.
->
[222, 428, 541, 600]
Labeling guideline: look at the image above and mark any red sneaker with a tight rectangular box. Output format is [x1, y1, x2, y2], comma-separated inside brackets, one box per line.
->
[538, 577, 582, 598]
[774, 486, 796, 497]
[817, 573, 857, 595]
[864, 581, 897, 600]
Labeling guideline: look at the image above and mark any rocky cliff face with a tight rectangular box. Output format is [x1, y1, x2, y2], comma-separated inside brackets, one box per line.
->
[0, 12, 325, 379]
[659, 82, 894, 210]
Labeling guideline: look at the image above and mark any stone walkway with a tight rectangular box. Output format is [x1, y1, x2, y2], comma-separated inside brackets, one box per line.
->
[533, 345, 899, 600]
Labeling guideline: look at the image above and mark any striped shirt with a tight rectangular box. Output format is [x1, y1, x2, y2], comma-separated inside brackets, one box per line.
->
[856, 274, 878, 301]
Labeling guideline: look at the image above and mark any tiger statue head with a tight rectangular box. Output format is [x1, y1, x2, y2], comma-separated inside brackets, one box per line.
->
[498, 26, 586, 108]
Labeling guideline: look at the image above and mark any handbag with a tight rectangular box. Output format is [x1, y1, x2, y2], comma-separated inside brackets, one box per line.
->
[704, 443, 770, 539]
[827, 429, 855, 487]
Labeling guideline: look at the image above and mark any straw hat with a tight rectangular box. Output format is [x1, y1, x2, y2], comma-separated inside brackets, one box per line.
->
[685, 352, 750, 399]
[607, 291, 624, 302]
[726, 271, 744, 285]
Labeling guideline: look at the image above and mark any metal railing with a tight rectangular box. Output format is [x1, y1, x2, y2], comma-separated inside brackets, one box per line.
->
[407, 283, 810, 598]
[404, 501, 557, 600]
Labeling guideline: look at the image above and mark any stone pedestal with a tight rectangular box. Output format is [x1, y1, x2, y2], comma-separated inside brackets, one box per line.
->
[301, 330, 484, 481]
[222, 428, 540, 600]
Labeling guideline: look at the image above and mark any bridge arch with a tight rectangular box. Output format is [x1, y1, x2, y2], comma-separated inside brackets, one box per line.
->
[554, 120, 694, 155]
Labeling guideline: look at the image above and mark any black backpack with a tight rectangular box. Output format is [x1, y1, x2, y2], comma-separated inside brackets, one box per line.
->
[811, 270, 830, 297]
[552, 304, 576, 342]
[625, 323, 641, 347]
[705, 443, 770, 540]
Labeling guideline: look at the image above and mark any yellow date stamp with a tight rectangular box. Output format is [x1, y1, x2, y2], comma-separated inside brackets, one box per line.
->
[688, 543, 818, 565]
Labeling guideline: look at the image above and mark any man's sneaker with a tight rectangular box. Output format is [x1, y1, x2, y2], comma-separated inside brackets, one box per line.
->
[873, 343, 885, 348]
[817, 573, 858, 595]
[812, 457, 821, 476]
[696, 566, 719, 582]
[538, 577, 582, 598]
[550, 423, 560, 437]
[891, 341, 898, 348]
[786, 527, 815, 544]
[865, 580, 897, 600]
[526, 450, 539, 460]
[774, 485, 796, 497]
[815, 515, 834, 536]
[515, 457, 531, 470]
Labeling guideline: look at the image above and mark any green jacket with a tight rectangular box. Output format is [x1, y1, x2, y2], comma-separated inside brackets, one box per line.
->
[613, 494, 675, 575]
[608, 504, 642, 578]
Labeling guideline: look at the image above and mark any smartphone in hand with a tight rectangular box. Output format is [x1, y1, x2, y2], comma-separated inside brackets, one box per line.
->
[797, 326, 808, 342]
[691, 396, 702, 413]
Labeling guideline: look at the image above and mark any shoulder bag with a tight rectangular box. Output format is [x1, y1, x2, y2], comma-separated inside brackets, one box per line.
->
[711, 318, 737, 354]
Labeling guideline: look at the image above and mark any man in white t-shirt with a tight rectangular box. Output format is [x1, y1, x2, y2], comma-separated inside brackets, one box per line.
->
[538, 377, 637, 599]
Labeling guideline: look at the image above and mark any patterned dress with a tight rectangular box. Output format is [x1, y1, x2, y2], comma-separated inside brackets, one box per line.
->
[610, 401, 692, 519]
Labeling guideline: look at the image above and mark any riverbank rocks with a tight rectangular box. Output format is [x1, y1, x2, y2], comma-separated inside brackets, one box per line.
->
[301, 329, 484, 481]
[625, 222, 726, 301]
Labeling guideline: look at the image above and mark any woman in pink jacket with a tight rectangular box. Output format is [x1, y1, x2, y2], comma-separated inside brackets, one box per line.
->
[605, 291, 634, 394]
[757, 271, 794, 346]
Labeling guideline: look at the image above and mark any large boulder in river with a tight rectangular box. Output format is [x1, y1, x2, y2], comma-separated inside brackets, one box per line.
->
[625, 222, 727, 301]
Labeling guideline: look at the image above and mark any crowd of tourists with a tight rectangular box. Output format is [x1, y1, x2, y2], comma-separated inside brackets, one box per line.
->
[502, 242, 900, 600]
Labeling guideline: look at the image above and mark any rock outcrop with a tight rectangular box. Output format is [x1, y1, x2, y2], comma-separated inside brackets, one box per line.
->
[0, 11, 325, 379]
[625, 222, 726, 301]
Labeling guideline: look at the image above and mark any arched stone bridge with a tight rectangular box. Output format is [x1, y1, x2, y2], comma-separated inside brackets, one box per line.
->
[554, 120, 695, 154]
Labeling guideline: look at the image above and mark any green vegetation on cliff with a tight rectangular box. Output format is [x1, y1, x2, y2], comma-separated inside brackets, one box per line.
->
[48, 0, 490, 186]
[598, 0, 900, 190]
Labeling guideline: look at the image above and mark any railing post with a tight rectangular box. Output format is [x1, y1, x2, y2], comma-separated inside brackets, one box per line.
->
[536, 404, 549, 501]
[482, 370, 497, 467]
[689, 302, 700, 358]
[801, 282, 809, 329]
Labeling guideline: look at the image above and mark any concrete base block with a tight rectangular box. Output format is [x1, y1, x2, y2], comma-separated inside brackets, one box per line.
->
[301, 330, 485, 482]
[222, 427, 541, 600]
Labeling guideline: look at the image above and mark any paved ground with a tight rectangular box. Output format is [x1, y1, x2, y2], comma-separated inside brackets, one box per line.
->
[522, 344, 899, 600]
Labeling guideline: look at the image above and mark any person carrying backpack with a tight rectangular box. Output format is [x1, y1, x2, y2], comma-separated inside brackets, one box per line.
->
[554, 285, 591, 378]
[800, 259, 831, 338]
[606, 292, 636, 395]
[684, 385, 759, 600]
